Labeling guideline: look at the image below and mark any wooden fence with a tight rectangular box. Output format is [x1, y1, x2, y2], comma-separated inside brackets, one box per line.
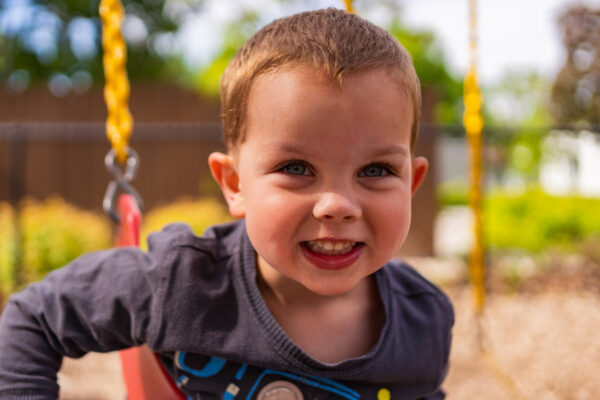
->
[0, 122, 224, 208]
[0, 122, 438, 256]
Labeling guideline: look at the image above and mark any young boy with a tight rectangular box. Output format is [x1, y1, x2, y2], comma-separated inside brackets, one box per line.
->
[0, 8, 453, 400]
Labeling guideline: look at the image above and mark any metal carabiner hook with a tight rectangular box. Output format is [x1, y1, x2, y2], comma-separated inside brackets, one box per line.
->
[103, 147, 143, 223]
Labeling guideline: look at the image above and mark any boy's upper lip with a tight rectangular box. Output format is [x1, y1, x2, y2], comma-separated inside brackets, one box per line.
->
[303, 237, 362, 243]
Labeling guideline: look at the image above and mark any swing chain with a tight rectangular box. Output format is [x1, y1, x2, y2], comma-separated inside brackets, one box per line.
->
[343, 0, 355, 13]
[103, 148, 143, 223]
[100, 0, 133, 164]
[464, 0, 485, 314]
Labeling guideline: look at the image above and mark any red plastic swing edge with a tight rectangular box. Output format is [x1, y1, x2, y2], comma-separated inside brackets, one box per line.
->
[115, 194, 185, 400]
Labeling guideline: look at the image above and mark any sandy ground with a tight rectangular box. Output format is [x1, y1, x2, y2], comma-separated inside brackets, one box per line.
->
[57, 259, 600, 400]
[444, 289, 600, 400]
[59, 353, 125, 400]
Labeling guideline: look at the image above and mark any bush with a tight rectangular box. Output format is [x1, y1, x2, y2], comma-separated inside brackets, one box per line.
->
[19, 197, 112, 283]
[0, 198, 111, 297]
[140, 197, 232, 250]
[0, 198, 112, 298]
[0, 203, 18, 297]
[0, 196, 232, 299]
[438, 181, 469, 206]
[484, 188, 600, 253]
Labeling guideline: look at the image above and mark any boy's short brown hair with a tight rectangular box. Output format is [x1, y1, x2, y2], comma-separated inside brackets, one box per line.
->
[220, 8, 421, 152]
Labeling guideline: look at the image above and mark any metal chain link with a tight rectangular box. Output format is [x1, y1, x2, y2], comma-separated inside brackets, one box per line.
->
[103, 147, 143, 222]
[99, 0, 142, 222]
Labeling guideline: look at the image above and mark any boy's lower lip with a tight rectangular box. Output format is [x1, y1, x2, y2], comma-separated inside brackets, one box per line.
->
[300, 242, 364, 270]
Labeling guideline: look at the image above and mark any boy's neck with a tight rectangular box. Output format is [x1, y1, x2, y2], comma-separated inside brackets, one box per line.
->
[256, 262, 385, 363]
[257, 267, 368, 306]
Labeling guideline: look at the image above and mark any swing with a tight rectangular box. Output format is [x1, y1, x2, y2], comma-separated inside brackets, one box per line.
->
[105, 153, 184, 399]
[463, 2, 527, 398]
[99, 0, 185, 397]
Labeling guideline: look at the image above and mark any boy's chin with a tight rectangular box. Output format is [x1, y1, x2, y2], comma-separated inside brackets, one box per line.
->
[256, 255, 369, 298]
[299, 276, 370, 298]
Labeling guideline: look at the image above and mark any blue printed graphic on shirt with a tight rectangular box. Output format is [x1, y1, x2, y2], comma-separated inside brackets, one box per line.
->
[168, 352, 390, 400]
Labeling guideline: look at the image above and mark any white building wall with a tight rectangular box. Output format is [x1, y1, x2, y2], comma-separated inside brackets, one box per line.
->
[437, 130, 600, 198]
[540, 130, 600, 198]
[577, 131, 600, 197]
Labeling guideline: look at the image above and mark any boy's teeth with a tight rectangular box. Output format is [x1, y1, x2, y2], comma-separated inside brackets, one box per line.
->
[306, 240, 356, 255]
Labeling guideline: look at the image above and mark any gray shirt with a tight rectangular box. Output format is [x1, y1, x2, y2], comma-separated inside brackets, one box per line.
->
[0, 220, 453, 399]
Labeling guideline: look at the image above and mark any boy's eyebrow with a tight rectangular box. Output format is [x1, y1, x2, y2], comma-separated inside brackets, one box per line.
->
[274, 143, 308, 154]
[369, 145, 410, 157]
[275, 143, 410, 157]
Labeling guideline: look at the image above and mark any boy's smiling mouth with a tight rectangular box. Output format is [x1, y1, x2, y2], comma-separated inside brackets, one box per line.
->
[300, 240, 364, 270]
[305, 240, 357, 255]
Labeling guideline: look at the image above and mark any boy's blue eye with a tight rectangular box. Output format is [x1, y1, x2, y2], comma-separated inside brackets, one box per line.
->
[282, 162, 310, 176]
[359, 164, 392, 177]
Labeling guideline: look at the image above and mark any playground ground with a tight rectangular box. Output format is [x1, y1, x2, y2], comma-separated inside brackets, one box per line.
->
[57, 253, 600, 400]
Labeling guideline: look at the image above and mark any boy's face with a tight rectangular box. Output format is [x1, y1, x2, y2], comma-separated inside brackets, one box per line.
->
[209, 65, 427, 297]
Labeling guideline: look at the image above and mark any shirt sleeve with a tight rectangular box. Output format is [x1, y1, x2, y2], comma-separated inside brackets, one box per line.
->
[0, 246, 160, 399]
[421, 388, 446, 399]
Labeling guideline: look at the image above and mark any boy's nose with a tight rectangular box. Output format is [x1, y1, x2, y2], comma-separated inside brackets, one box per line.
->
[312, 191, 362, 222]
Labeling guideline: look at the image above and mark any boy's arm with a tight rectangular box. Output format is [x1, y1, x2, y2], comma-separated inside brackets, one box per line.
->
[0, 247, 157, 399]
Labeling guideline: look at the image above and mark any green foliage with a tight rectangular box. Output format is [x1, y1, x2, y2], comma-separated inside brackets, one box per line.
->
[140, 197, 232, 250]
[388, 23, 463, 125]
[0, 0, 194, 88]
[481, 71, 551, 183]
[19, 197, 112, 283]
[192, 7, 464, 120]
[506, 131, 544, 180]
[193, 10, 260, 96]
[0, 196, 232, 297]
[484, 188, 600, 253]
[484, 70, 552, 127]
[0, 203, 18, 297]
[438, 181, 468, 206]
[0, 198, 112, 297]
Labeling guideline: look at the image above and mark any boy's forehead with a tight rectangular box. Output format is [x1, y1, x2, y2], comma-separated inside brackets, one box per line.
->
[253, 63, 405, 93]
[233, 64, 413, 154]
[245, 64, 412, 122]
[258, 64, 410, 109]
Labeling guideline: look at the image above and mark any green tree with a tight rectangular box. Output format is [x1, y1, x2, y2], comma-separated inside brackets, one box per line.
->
[483, 70, 552, 183]
[485, 70, 551, 127]
[0, 0, 201, 91]
[193, 2, 463, 126]
[2, 0, 463, 119]
[193, 9, 260, 97]
[387, 23, 463, 125]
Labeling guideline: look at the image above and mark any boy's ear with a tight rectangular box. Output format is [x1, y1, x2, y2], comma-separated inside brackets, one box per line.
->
[208, 152, 245, 218]
[410, 156, 428, 196]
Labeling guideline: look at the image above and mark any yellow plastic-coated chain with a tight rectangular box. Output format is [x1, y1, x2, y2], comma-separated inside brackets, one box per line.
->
[100, 0, 133, 163]
[464, 2, 528, 399]
[344, 0, 355, 14]
[464, 0, 485, 315]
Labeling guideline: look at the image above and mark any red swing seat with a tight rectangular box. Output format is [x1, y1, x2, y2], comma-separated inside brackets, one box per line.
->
[115, 194, 185, 400]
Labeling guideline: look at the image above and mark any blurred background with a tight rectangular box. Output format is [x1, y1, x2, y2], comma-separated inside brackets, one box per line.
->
[0, 0, 599, 399]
